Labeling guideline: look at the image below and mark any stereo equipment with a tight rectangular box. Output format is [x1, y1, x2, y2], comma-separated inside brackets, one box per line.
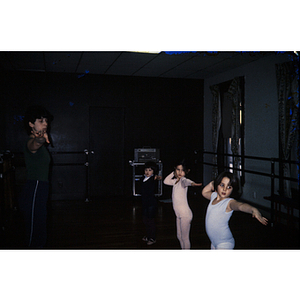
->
[134, 148, 160, 162]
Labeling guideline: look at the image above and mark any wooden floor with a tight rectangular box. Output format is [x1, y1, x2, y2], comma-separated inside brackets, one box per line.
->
[1, 194, 299, 250]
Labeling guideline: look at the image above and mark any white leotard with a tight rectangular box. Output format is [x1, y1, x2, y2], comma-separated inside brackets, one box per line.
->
[205, 192, 235, 248]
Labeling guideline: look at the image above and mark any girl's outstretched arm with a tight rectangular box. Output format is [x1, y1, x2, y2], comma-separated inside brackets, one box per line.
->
[202, 181, 214, 200]
[229, 200, 268, 226]
[191, 182, 202, 187]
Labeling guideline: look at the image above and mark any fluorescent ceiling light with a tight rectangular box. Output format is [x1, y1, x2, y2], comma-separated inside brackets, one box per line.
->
[130, 51, 161, 54]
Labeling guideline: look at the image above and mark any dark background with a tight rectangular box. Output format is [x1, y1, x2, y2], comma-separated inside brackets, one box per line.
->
[1, 70, 204, 200]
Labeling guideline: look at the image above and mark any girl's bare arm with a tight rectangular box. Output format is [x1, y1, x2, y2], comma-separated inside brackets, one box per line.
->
[191, 182, 202, 187]
[229, 200, 268, 225]
[202, 181, 214, 200]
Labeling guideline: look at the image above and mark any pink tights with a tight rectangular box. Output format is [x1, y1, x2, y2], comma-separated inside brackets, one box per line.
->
[176, 217, 192, 249]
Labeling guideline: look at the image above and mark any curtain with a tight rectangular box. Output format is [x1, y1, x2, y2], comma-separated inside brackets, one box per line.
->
[210, 78, 242, 180]
[276, 61, 299, 197]
[228, 77, 242, 176]
[210, 84, 221, 180]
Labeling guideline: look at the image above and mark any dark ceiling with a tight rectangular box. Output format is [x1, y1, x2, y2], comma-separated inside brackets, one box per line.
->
[0, 51, 278, 80]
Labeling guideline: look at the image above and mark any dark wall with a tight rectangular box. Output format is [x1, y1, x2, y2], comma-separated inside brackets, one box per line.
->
[1, 70, 204, 200]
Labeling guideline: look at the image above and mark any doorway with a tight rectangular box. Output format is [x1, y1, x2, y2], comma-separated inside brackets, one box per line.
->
[89, 107, 125, 198]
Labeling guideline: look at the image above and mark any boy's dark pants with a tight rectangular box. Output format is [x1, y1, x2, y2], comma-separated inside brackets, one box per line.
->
[142, 205, 157, 240]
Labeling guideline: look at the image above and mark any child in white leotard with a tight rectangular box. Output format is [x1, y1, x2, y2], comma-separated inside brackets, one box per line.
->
[164, 159, 202, 249]
[202, 171, 268, 250]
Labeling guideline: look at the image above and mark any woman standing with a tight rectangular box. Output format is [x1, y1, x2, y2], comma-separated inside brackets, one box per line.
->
[19, 105, 53, 248]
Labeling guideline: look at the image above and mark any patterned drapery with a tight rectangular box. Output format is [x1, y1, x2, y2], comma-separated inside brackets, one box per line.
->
[276, 61, 299, 197]
[210, 78, 242, 180]
[210, 84, 221, 180]
[228, 77, 242, 176]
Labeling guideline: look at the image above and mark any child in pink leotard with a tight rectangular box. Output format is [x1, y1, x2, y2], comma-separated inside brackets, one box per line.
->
[164, 159, 202, 249]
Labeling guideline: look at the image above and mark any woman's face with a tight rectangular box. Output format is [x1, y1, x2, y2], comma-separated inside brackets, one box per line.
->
[217, 177, 233, 199]
[29, 117, 48, 134]
[175, 165, 185, 179]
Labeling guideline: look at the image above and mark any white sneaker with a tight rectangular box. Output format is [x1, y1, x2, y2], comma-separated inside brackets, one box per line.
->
[147, 239, 156, 245]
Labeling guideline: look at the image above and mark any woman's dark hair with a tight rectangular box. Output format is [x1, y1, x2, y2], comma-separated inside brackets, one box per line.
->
[144, 161, 158, 175]
[214, 171, 240, 198]
[23, 105, 53, 135]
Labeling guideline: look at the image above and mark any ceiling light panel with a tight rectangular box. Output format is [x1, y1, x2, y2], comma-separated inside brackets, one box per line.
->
[105, 52, 157, 76]
[133, 52, 195, 77]
[77, 52, 121, 74]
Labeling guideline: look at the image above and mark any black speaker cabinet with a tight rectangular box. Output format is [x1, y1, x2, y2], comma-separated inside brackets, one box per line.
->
[134, 148, 160, 162]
